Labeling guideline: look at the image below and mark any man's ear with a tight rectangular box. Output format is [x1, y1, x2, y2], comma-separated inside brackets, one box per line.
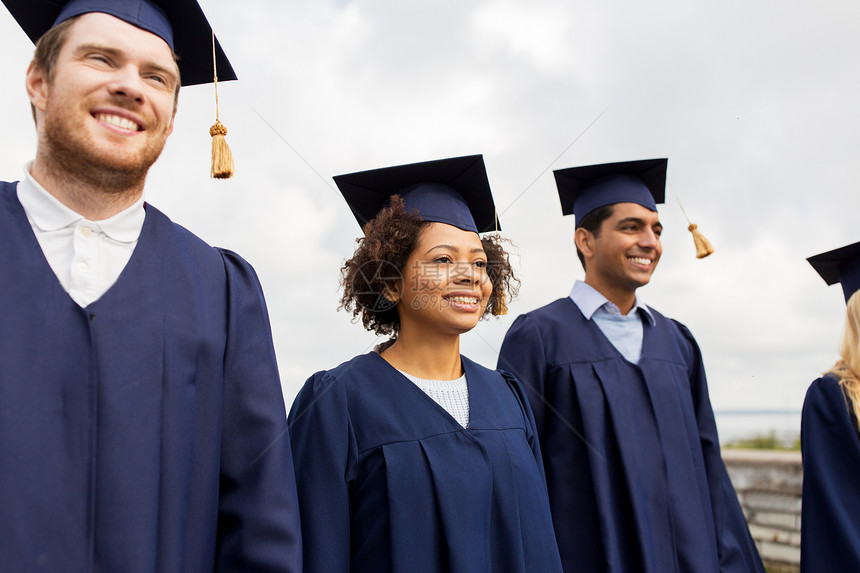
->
[167, 96, 178, 135]
[574, 227, 595, 259]
[25, 62, 49, 114]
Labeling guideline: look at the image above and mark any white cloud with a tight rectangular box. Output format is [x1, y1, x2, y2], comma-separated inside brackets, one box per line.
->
[472, 1, 574, 73]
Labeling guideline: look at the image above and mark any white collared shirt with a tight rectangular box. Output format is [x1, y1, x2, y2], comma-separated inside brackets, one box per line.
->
[16, 164, 145, 308]
[569, 280, 655, 364]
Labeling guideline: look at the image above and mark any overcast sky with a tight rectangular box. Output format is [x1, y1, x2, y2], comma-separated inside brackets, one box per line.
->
[2, 0, 859, 423]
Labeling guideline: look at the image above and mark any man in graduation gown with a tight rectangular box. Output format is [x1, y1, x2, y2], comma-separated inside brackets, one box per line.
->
[0, 1, 301, 571]
[497, 159, 764, 572]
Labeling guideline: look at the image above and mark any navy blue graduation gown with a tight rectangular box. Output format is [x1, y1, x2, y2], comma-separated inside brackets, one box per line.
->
[800, 375, 860, 572]
[497, 297, 763, 573]
[288, 352, 563, 572]
[0, 181, 301, 572]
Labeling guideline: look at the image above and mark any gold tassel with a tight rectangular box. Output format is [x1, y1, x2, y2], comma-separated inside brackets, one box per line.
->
[210, 120, 234, 179]
[494, 290, 508, 316]
[668, 178, 713, 259]
[209, 31, 233, 179]
[688, 223, 714, 259]
[492, 207, 508, 316]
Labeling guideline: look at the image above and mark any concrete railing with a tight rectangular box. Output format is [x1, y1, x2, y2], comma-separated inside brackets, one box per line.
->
[723, 449, 802, 572]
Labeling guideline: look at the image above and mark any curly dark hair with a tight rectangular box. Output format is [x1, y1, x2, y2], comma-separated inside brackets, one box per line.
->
[339, 195, 519, 337]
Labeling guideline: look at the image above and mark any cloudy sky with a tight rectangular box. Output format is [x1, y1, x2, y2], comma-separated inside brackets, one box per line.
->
[2, 0, 858, 430]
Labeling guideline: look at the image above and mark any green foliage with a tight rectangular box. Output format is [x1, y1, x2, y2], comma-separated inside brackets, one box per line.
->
[724, 430, 800, 451]
[763, 561, 799, 573]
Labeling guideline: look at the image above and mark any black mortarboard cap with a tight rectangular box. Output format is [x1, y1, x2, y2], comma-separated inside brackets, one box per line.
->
[333, 155, 501, 234]
[808, 241, 860, 303]
[1, 0, 235, 86]
[554, 158, 668, 227]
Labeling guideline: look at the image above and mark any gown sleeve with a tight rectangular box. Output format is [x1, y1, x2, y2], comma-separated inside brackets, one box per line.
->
[497, 315, 550, 440]
[288, 369, 358, 573]
[800, 376, 860, 573]
[215, 249, 303, 573]
[500, 370, 550, 485]
[672, 321, 765, 573]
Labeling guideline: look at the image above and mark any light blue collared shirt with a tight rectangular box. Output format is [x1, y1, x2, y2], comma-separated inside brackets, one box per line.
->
[569, 281, 655, 364]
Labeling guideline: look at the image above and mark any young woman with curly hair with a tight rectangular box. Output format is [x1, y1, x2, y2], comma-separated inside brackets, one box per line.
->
[287, 156, 562, 573]
[802, 241, 860, 572]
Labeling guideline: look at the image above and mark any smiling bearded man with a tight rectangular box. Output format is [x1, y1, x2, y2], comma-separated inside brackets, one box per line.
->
[497, 159, 765, 573]
[0, 1, 301, 571]
[32, 11, 176, 202]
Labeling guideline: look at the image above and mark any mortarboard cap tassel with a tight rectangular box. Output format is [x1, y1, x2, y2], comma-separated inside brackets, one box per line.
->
[493, 208, 507, 316]
[669, 179, 714, 259]
[688, 223, 714, 259]
[494, 293, 508, 316]
[210, 119, 233, 179]
[209, 31, 233, 179]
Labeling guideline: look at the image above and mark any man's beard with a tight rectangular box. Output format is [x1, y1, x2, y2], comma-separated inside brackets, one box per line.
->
[39, 101, 170, 194]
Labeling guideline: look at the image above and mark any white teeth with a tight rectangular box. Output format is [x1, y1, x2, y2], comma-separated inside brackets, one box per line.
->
[629, 257, 651, 266]
[449, 296, 478, 304]
[96, 114, 140, 131]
